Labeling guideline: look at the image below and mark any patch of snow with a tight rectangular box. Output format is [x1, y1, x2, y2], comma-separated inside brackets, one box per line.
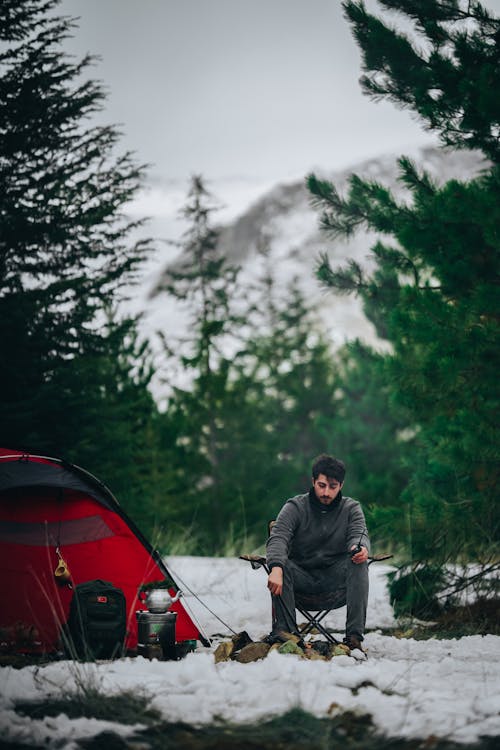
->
[0, 707, 144, 750]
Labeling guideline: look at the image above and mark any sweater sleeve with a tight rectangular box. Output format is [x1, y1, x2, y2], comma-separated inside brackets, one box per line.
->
[266, 500, 299, 569]
[346, 500, 370, 554]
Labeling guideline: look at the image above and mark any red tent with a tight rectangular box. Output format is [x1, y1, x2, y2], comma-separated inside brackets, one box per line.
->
[0, 448, 209, 654]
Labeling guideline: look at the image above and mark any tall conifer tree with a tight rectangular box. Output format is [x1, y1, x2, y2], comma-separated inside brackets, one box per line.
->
[157, 176, 243, 547]
[308, 1, 499, 574]
[225, 241, 342, 535]
[0, 0, 161, 530]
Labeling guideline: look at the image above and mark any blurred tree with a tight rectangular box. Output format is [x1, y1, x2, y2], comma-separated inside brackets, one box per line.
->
[155, 176, 244, 548]
[321, 340, 413, 552]
[0, 0, 163, 533]
[242, 253, 336, 456]
[223, 242, 342, 541]
[157, 225, 346, 553]
[46, 321, 164, 535]
[307, 0, 499, 594]
[235, 243, 413, 550]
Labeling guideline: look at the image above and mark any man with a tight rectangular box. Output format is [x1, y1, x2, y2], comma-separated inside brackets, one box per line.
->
[266, 453, 369, 651]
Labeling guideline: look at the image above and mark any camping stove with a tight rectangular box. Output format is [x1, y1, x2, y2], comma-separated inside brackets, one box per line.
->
[136, 609, 177, 660]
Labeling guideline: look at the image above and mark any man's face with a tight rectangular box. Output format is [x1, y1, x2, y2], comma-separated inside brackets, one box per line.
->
[313, 473, 343, 505]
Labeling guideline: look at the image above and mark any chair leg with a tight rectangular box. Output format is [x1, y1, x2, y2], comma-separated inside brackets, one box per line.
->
[297, 609, 339, 645]
[240, 556, 341, 646]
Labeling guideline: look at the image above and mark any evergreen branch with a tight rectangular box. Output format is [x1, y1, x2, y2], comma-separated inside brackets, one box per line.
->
[378, 0, 499, 29]
[307, 172, 364, 237]
[436, 561, 500, 601]
[306, 173, 341, 209]
[309, 171, 404, 238]
[316, 253, 367, 294]
[343, 0, 430, 101]
[343, 0, 500, 161]
[348, 173, 402, 233]
[397, 156, 437, 196]
[0, 0, 59, 43]
[371, 241, 421, 286]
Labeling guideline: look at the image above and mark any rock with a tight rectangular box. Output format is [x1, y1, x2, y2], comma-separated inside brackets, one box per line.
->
[214, 641, 235, 663]
[310, 640, 332, 658]
[234, 642, 271, 663]
[332, 644, 351, 657]
[231, 630, 252, 651]
[278, 640, 304, 656]
[304, 649, 327, 661]
[279, 631, 303, 645]
[400, 628, 416, 639]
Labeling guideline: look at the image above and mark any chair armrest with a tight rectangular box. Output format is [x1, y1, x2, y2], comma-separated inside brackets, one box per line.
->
[239, 554, 269, 572]
[368, 553, 394, 565]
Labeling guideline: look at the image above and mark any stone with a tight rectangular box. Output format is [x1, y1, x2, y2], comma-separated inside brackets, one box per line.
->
[231, 630, 252, 651]
[332, 644, 351, 656]
[234, 642, 271, 663]
[304, 649, 327, 661]
[214, 640, 235, 663]
[278, 640, 304, 656]
[310, 640, 332, 658]
[278, 631, 303, 644]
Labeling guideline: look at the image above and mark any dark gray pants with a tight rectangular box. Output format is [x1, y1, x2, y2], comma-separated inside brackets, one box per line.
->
[271, 556, 369, 640]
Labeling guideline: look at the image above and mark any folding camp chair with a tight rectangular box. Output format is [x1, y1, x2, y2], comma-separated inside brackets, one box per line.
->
[240, 520, 393, 646]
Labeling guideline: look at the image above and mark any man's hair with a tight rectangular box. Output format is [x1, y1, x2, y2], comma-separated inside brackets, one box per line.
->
[312, 454, 346, 483]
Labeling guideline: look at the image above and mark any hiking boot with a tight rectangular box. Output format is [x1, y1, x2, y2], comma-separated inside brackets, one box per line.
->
[343, 634, 364, 652]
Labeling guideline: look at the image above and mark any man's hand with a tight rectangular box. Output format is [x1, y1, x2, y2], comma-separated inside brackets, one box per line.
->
[268, 566, 283, 596]
[350, 545, 368, 564]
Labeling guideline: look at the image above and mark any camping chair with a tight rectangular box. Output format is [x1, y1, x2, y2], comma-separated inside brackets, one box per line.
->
[240, 520, 393, 646]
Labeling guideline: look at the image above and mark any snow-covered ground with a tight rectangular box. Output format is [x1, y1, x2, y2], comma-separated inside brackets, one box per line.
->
[1, 558, 499, 748]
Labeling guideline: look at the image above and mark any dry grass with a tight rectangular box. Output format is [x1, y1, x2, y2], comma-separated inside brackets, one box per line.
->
[383, 598, 500, 640]
[15, 688, 160, 726]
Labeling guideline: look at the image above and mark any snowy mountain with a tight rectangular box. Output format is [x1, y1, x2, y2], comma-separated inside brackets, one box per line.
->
[218, 145, 489, 268]
[125, 146, 488, 399]
[213, 145, 488, 346]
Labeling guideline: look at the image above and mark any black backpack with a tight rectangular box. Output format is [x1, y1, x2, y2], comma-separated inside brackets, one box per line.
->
[65, 579, 127, 660]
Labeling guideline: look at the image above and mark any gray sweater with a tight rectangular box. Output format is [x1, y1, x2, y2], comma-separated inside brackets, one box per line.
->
[266, 491, 370, 571]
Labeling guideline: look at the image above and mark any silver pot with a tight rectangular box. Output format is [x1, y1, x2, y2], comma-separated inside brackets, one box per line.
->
[145, 588, 182, 613]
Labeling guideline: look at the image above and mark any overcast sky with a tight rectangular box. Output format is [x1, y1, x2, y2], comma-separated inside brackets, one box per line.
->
[58, 0, 500, 186]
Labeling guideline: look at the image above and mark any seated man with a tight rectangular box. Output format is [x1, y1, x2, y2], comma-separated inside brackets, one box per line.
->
[266, 453, 369, 651]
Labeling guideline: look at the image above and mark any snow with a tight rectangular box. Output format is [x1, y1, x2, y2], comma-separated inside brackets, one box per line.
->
[1, 558, 499, 747]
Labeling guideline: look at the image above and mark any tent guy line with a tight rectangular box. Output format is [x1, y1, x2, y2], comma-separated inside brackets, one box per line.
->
[166, 562, 235, 639]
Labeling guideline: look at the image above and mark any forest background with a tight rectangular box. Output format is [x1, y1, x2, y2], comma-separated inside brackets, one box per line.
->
[0, 0, 498, 617]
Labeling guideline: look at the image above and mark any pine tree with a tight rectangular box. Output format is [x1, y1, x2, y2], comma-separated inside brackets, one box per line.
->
[237, 258, 411, 551]
[227, 241, 342, 533]
[0, 0, 163, 535]
[307, 1, 500, 584]
[156, 176, 244, 548]
[240, 243, 338, 473]
[324, 340, 413, 552]
[0, 0, 152, 442]
[157, 222, 344, 553]
[345, 0, 500, 161]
